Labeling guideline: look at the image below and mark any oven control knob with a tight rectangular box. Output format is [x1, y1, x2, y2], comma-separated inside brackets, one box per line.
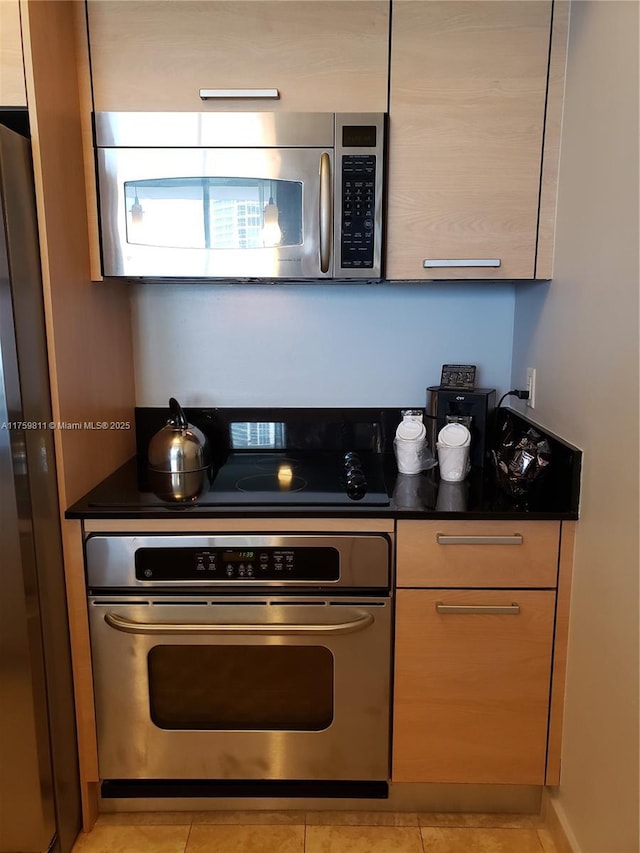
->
[346, 481, 367, 501]
[346, 469, 366, 487]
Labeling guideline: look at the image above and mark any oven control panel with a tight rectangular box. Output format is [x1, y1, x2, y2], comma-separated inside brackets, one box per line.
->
[134, 547, 339, 582]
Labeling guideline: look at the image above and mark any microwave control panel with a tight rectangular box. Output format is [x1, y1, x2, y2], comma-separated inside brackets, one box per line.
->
[341, 155, 376, 269]
[334, 113, 385, 278]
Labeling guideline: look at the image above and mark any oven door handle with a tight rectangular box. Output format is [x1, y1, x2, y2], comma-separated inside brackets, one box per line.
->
[103, 610, 374, 636]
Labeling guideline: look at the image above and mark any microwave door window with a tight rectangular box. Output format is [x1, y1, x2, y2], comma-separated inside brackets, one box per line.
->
[124, 178, 302, 251]
[99, 146, 328, 278]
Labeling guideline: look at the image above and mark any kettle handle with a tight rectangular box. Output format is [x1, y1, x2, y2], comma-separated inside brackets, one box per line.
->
[168, 397, 189, 430]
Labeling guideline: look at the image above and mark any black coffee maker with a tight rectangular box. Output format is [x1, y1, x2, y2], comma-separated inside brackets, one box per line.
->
[427, 386, 496, 468]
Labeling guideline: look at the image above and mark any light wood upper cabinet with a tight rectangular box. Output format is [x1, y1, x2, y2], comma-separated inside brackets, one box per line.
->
[386, 1, 565, 280]
[0, 0, 26, 106]
[86, 1, 390, 113]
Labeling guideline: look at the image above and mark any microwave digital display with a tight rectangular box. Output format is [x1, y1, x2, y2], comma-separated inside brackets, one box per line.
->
[342, 125, 377, 148]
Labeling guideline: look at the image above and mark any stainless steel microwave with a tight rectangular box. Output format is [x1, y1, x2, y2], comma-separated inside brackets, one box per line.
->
[95, 112, 386, 280]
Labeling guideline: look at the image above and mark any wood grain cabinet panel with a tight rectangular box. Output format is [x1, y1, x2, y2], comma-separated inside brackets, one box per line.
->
[0, 0, 26, 106]
[386, 0, 555, 280]
[392, 588, 556, 784]
[396, 520, 561, 588]
[87, 0, 389, 113]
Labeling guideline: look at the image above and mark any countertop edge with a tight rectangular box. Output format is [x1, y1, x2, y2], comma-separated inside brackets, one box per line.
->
[65, 507, 579, 522]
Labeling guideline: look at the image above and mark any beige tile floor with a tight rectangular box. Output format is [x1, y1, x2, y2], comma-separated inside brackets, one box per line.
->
[72, 811, 559, 852]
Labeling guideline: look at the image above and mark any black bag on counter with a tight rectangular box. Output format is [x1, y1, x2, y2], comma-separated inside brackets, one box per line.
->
[491, 412, 552, 498]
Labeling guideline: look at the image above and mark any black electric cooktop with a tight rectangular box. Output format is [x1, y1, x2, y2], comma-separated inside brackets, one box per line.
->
[84, 451, 389, 509]
[95, 407, 395, 509]
[202, 451, 389, 506]
[87, 450, 391, 509]
[137, 450, 390, 507]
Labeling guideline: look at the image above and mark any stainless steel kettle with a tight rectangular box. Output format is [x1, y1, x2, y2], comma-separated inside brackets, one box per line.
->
[147, 398, 210, 502]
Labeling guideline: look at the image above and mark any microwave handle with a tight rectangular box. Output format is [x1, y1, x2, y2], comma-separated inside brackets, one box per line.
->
[319, 152, 332, 274]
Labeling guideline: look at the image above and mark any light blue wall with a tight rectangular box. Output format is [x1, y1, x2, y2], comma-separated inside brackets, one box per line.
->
[131, 282, 515, 408]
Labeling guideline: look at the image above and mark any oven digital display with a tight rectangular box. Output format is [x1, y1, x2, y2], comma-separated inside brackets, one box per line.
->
[134, 547, 339, 582]
[222, 550, 255, 562]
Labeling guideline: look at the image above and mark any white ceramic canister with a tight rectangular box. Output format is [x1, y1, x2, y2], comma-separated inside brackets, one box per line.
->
[394, 418, 428, 474]
[437, 422, 471, 482]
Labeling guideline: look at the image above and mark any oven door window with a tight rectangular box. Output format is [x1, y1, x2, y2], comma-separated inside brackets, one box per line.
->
[148, 644, 334, 731]
[124, 177, 302, 250]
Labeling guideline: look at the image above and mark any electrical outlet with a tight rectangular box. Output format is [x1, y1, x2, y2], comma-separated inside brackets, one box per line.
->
[526, 367, 536, 409]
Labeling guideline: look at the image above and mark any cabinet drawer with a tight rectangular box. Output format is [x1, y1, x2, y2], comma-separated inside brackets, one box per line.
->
[396, 520, 560, 588]
[392, 588, 555, 784]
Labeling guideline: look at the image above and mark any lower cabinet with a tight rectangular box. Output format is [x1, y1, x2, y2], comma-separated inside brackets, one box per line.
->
[392, 588, 555, 784]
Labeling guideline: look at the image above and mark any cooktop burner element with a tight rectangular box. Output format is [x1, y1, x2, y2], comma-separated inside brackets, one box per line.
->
[236, 472, 308, 493]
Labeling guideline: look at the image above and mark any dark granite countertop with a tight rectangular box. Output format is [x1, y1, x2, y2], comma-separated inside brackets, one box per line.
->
[66, 457, 579, 521]
[66, 407, 580, 522]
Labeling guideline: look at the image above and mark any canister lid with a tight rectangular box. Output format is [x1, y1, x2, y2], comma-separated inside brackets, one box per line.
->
[396, 420, 426, 441]
[437, 422, 471, 447]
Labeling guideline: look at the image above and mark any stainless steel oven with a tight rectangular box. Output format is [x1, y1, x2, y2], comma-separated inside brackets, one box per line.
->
[95, 112, 386, 280]
[86, 533, 392, 797]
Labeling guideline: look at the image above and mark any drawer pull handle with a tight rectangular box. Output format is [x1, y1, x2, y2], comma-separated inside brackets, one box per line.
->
[423, 259, 501, 269]
[436, 603, 520, 616]
[199, 88, 280, 100]
[436, 534, 523, 546]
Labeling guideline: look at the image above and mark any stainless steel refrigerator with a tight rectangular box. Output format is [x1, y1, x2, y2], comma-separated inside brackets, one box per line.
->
[0, 120, 81, 852]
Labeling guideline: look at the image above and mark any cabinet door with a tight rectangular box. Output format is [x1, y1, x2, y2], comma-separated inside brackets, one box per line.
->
[392, 589, 555, 784]
[0, 0, 26, 106]
[87, 1, 389, 112]
[386, 1, 553, 280]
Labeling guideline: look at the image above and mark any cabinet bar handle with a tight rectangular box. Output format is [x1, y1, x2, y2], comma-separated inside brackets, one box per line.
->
[423, 259, 501, 268]
[436, 534, 523, 546]
[436, 603, 520, 616]
[199, 88, 280, 100]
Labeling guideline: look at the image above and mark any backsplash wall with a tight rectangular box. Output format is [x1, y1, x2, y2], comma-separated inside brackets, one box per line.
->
[131, 282, 515, 407]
